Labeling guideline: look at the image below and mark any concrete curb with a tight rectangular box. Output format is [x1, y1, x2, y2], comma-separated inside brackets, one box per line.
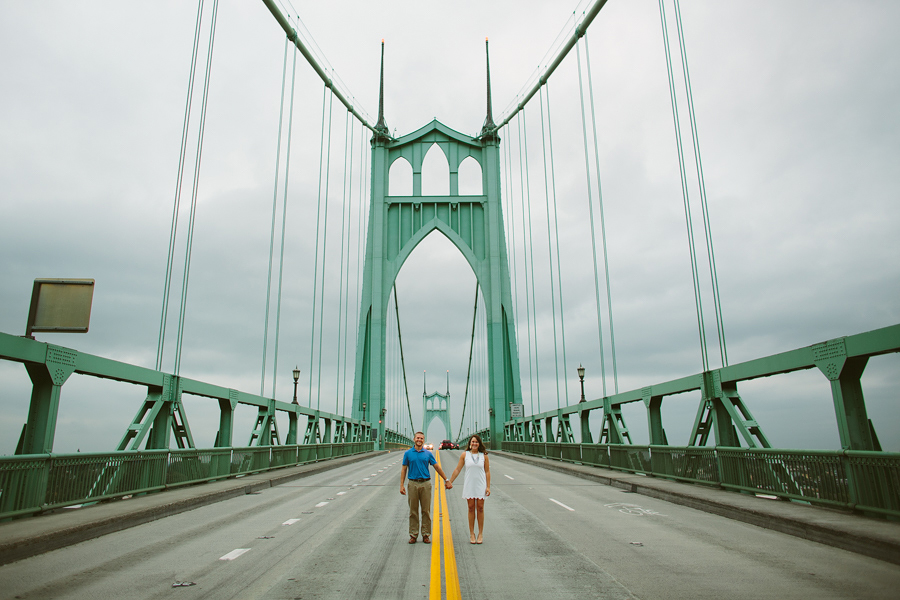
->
[0, 451, 389, 566]
[494, 450, 900, 566]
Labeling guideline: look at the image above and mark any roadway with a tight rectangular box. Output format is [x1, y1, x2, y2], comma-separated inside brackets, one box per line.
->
[0, 449, 898, 599]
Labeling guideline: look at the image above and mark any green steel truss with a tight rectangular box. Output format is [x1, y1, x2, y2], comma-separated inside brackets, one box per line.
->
[504, 323, 900, 453]
[0, 331, 380, 455]
[352, 119, 523, 448]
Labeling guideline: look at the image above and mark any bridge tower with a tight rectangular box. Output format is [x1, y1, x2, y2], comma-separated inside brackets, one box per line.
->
[352, 41, 523, 448]
[423, 371, 453, 441]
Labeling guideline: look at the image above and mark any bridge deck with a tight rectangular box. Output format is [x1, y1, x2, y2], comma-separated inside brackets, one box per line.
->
[1, 451, 898, 599]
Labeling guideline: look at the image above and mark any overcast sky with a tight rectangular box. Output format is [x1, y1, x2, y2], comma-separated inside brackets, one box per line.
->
[1, 0, 898, 454]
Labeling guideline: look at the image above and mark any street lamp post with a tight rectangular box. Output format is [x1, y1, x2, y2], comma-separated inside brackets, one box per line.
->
[292, 366, 300, 404]
[577, 364, 586, 402]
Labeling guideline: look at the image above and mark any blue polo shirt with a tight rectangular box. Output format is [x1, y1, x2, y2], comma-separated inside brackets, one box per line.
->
[403, 447, 436, 480]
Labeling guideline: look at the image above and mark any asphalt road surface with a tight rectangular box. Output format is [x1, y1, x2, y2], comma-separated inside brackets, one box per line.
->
[1, 450, 898, 599]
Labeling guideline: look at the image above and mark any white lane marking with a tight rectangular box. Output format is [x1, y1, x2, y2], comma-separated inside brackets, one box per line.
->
[362, 478, 370, 481]
[315, 501, 329, 508]
[549, 498, 575, 512]
[336, 491, 347, 496]
[282, 519, 300, 525]
[504, 475, 514, 480]
[219, 548, 251, 561]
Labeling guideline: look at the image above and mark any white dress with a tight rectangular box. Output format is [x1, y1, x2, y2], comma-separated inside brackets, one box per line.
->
[462, 451, 487, 500]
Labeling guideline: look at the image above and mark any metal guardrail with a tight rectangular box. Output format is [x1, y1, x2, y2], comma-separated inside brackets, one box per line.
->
[503, 442, 900, 518]
[0, 442, 374, 519]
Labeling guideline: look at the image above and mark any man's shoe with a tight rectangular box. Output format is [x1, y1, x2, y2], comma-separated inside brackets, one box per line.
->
[409, 535, 417, 544]
[422, 535, 431, 544]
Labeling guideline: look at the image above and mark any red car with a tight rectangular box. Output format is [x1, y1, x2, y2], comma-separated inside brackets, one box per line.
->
[440, 440, 454, 450]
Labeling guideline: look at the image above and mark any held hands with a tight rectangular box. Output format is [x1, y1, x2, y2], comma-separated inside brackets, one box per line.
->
[444, 479, 453, 490]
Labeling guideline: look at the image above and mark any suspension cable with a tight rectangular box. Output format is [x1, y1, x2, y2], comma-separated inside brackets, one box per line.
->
[335, 114, 354, 412]
[575, 38, 608, 396]
[339, 118, 356, 417]
[260, 38, 289, 396]
[543, 82, 572, 405]
[174, 0, 219, 377]
[584, 34, 619, 393]
[307, 85, 333, 405]
[673, 0, 727, 367]
[538, 85, 563, 412]
[315, 108, 341, 411]
[393, 285, 416, 434]
[659, 0, 709, 372]
[270, 40, 299, 401]
[157, 0, 205, 372]
[457, 282, 480, 439]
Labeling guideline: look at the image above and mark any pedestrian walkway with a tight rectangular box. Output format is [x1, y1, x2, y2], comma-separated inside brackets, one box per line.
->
[496, 450, 900, 566]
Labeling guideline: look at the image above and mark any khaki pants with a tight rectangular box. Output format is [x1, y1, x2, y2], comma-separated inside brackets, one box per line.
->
[407, 479, 433, 537]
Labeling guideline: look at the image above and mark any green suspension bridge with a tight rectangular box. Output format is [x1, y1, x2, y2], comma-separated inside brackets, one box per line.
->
[1, 1, 899, 582]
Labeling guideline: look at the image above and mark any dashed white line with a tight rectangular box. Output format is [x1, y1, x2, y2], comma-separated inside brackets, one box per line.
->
[282, 519, 300, 525]
[219, 548, 251, 561]
[504, 475, 515, 480]
[315, 501, 329, 508]
[362, 478, 370, 481]
[336, 491, 347, 496]
[549, 498, 575, 512]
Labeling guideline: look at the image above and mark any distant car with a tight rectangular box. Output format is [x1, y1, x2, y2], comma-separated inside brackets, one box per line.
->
[452, 442, 460, 450]
[440, 440, 453, 450]
[424, 443, 433, 451]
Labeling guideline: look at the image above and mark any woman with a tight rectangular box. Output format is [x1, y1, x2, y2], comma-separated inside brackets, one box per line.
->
[448, 434, 491, 544]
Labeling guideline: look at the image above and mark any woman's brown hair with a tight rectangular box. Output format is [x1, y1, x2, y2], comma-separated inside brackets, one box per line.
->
[468, 434, 487, 454]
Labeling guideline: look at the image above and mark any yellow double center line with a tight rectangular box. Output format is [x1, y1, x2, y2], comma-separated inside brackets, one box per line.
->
[430, 448, 461, 599]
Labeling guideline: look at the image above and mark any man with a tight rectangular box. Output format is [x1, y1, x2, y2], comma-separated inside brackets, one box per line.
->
[400, 432, 452, 544]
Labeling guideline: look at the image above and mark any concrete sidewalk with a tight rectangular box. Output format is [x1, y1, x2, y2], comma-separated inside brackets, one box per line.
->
[494, 450, 900, 566]
[0, 451, 388, 566]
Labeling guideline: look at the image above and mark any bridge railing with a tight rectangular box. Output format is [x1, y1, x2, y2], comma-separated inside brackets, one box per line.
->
[0, 442, 375, 519]
[502, 442, 900, 518]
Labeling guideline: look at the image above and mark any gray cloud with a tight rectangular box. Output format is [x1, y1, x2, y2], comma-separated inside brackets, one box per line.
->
[1, 1, 897, 453]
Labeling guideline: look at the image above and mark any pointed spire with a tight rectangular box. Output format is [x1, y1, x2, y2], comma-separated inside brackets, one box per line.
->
[446, 370, 449, 396]
[481, 37, 498, 141]
[374, 39, 390, 141]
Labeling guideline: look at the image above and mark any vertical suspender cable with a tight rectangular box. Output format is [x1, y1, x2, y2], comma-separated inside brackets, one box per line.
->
[157, 0, 205, 372]
[673, 0, 727, 366]
[315, 108, 341, 411]
[538, 85, 563, 412]
[308, 85, 333, 404]
[260, 38, 289, 396]
[521, 110, 542, 414]
[174, 0, 219, 378]
[393, 286, 416, 435]
[270, 42, 299, 400]
[584, 35, 619, 392]
[575, 38, 608, 396]
[503, 129, 522, 381]
[515, 113, 536, 416]
[543, 82, 571, 405]
[659, 0, 709, 372]
[335, 114, 354, 412]
[340, 119, 357, 417]
[457, 283, 480, 439]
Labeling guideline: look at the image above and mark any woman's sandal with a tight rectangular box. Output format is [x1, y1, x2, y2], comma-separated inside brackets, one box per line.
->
[470, 534, 477, 544]
[476, 534, 483, 544]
